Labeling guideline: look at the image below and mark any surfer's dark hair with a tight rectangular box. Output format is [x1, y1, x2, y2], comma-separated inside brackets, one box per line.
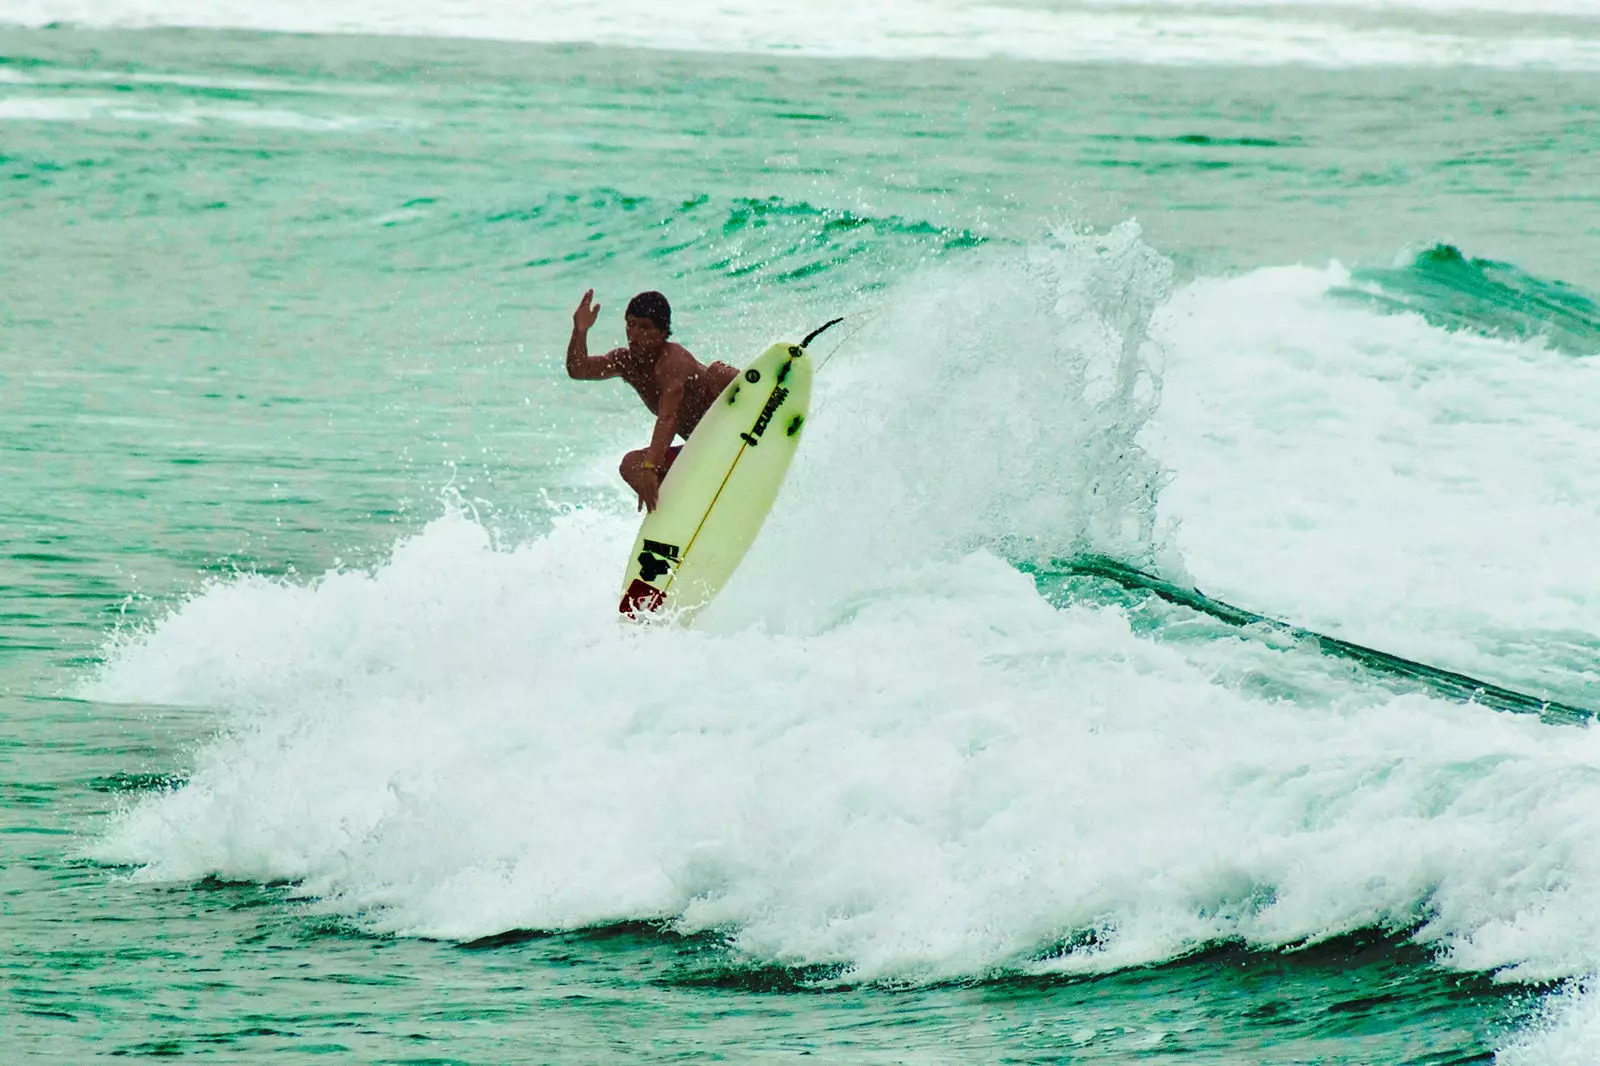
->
[626, 291, 672, 335]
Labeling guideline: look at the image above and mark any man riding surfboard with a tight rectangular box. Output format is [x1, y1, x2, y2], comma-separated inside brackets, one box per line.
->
[566, 289, 739, 512]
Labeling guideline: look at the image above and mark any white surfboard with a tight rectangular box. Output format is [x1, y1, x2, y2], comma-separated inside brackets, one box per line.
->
[619, 339, 814, 621]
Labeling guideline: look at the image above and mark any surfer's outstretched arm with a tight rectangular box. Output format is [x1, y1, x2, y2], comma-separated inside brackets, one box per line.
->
[566, 289, 621, 380]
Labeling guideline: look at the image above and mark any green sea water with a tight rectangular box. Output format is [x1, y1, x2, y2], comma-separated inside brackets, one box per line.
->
[5, 23, 1600, 1063]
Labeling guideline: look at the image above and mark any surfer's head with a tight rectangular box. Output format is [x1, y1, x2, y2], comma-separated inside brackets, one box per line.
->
[625, 291, 671, 349]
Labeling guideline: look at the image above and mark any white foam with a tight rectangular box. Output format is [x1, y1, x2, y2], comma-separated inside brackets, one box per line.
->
[73, 225, 1600, 1066]
[1499, 982, 1600, 1065]
[0, 94, 104, 121]
[0, 92, 404, 129]
[3, 0, 1599, 69]
[1148, 263, 1600, 695]
[1085, 0, 1600, 13]
[83, 506, 1600, 990]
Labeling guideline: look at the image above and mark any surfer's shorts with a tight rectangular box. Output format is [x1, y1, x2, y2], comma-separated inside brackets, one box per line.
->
[661, 444, 683, 472]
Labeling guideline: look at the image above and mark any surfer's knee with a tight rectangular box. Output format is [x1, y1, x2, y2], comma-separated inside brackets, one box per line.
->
[619, 448, 647, 480]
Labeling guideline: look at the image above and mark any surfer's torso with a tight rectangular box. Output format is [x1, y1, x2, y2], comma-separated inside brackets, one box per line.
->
[615, 344, 738, 440]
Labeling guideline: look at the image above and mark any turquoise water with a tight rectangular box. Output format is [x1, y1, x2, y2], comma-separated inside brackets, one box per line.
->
[5, 21, 1600, 1063]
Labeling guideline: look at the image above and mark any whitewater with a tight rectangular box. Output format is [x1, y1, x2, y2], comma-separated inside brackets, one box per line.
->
[5, 0, 1600, 68]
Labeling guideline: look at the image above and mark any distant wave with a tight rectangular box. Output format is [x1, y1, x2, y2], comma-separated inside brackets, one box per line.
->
[4, 0, 1600, 70]
[1334, 244, 1600, 356]
[446, 188, 987, 295]
[1087, 0, 1600, 11]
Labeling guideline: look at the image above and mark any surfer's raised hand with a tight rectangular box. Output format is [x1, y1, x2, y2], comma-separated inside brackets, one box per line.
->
[573, 289, 601, 332]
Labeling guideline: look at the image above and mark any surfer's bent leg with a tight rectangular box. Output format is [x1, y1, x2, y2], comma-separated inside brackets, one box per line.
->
[619, 448, 657, 510]
[619, 446, 684, 512]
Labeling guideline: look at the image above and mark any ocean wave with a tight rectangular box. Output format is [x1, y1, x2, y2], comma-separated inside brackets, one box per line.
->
[80, 508, 1600, 990]
[0, 91, 402, 129]
[467, 189, 987, 295]
[5, 0, 1600, 70]
[1334, 243, 1600, 357]
[0, 63, 396, 95]
[80, 225, 1600, 998]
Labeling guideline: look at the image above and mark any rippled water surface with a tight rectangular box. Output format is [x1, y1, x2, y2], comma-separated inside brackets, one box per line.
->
[4, 17, 1600, 1063]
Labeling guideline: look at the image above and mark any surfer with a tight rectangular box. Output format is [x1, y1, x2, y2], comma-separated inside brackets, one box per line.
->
[567, 289, 739, 512]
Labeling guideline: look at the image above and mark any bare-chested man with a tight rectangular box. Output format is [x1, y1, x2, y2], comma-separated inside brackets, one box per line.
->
[566, 289, 739, 512]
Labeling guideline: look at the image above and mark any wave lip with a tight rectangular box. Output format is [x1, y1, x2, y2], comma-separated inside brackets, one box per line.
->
[4, 0, 1600, 70]
[1335, 244, 1600, 357]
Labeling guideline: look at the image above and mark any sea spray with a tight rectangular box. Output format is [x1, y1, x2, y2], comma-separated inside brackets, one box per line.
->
[715, 222, 1173, 632]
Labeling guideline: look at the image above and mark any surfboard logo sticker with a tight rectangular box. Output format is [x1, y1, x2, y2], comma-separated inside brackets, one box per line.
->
[643, 539, 680, 560]
[739, 386, 790, 447]
[620, 578, 666, 616]
[637, 539, 680, 582]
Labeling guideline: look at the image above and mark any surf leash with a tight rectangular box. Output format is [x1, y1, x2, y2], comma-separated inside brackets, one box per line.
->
[808, 312, 878, 375]
[802, 317, 844, 348]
